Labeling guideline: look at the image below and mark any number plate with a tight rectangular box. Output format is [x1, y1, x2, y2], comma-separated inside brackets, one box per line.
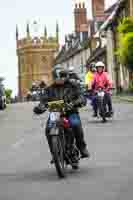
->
[49, 112, 60, 122]
[98, 91, 105, 97]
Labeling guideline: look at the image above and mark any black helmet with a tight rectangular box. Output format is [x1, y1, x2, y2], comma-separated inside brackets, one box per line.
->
[90, 63, 96, 71]
[39, 81, 46, 88]
[59, 70, 68, 79]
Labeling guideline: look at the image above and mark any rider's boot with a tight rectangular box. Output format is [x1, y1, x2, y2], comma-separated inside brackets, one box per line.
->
[108, 110, 114, 117]
[92, 111, 98, 117]
[92, 107, 98, 117]
[80, 147, 90, 158]
[50, 158, 54, 164]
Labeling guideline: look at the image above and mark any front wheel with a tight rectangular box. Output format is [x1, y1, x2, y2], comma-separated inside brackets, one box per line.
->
[51, 135, 66, 178]
[98, 98, 107, 123]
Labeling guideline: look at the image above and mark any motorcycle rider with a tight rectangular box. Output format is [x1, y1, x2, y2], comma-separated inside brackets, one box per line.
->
[33, 66, 90, 159]
[38, 81, 48, 104]
[63, 66, 89, 158]
[85, 63, 96, 115]
[30, 82, 38, 92]
[33, 81, 48, 113]
[85, 63, 96, 88]
[91, 61, 113, 117]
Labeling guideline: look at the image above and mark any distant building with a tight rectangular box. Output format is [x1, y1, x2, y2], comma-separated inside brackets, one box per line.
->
[54, 34, 90, 82]
[53, 2, 90, 83]
[16, 23, 59, 98]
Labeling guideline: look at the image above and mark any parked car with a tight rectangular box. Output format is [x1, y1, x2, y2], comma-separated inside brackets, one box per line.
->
[0, 86, 6, 110]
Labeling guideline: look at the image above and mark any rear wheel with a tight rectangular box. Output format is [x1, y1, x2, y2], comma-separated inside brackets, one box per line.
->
[51, 135, 66, 178]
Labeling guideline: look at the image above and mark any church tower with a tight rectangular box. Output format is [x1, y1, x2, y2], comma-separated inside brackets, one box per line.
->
[16, 22, 59, 98]
[74, 2, 88, 40]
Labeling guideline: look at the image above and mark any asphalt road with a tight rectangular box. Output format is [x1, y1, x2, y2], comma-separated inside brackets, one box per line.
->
[0, 101, 133, 200]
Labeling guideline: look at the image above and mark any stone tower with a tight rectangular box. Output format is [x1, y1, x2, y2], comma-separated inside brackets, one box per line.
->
[74, 2, 88, 40]
[16, 22, 59, 98]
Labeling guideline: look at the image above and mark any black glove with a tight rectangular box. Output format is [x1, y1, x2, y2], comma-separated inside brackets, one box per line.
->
[65, 102, 74, 111]
[74, 95, 87, 107]
[33, 105, 46, 115]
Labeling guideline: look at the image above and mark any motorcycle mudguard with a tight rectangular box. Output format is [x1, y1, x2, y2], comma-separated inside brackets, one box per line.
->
[49, 127, 59, 136]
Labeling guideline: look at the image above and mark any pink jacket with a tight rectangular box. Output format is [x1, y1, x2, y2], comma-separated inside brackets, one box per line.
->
[91, 72, 112, 92]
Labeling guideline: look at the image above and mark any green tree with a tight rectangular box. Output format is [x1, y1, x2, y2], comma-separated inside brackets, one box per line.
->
[117, 17, 133, 71]
[5, 89, 12, 103]
[118, 17, 133, 35]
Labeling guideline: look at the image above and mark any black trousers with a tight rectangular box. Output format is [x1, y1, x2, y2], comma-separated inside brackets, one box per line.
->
[104, 93, 113, 112]
[93, 92, 113, 113]
[72, 121, 86, 151]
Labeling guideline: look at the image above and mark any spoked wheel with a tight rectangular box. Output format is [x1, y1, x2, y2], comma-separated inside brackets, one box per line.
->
[51, 136, 66, 178]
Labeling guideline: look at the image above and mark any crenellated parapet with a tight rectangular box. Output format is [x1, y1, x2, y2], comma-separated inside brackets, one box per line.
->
[16, 22, 59, 51]
[17, 36, 59, 51]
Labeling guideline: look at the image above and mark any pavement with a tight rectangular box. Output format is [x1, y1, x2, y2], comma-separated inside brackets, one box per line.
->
[116, 96, 133, 103]
[113, 94, 133, 103]
[0, 102, 133, 200]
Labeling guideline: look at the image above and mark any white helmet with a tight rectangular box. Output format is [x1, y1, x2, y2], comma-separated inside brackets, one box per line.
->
[32, 82, 36, 86]
[68, 66, 75, 73]
[95, 61, 105, 68]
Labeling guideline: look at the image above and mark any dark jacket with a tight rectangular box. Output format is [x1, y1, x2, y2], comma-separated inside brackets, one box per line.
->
[34, 76, 86, 115]
[63, 78, 86, 115]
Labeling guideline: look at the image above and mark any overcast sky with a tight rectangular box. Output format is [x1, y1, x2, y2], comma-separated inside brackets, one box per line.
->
[0, 0, 117, 96]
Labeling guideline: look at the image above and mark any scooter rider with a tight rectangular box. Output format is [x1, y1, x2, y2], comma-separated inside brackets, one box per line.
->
[91, 61, 113, 117]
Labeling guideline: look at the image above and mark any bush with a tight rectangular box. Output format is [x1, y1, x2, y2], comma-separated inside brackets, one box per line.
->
[129, 80, 133, 93]
[5, 89, 12, 103]
[117, 32, 133, 70]
[118, 17, 133, 34]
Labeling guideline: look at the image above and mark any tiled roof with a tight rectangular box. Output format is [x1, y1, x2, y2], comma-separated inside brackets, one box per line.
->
[54, 39, 90, 65]
[87, 47, 106, 64]
[104, 3, 117, 14]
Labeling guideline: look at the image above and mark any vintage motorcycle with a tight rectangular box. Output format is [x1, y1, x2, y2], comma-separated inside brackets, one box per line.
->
[96, 88, 114, 123]
[46, 100, 80, 178]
